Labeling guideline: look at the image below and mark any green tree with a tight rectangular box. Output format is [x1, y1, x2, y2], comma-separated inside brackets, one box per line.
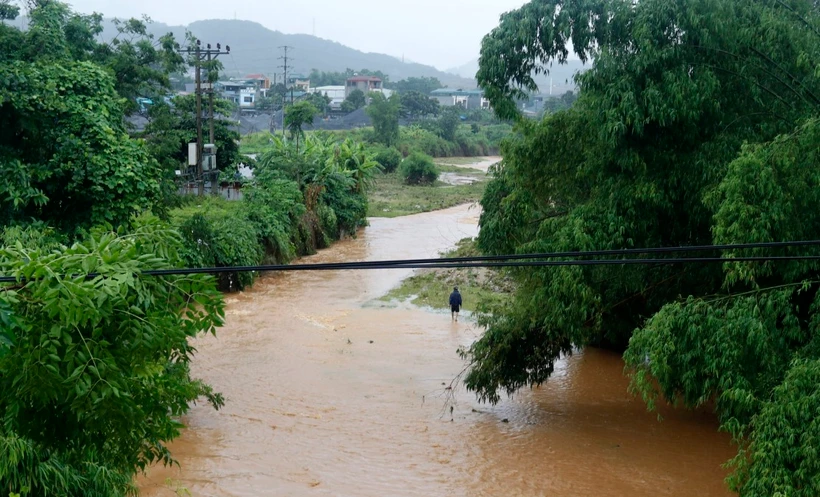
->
[306, 92, 332, 116]
[92, 17, 185, 115]
[438, 106, 461, 141]
[0, 4, 165, 233]
[0, 220, 225, 496]
[255, 95, 277, 111]
[341, 89, 366, 113]
[394, 76, 444, 95]
[141, 94, 247, 202]
[285, 101, 318, 151]
[400, 90, 440, 119]
[4, 2, 183, 115]
[0, 0, 19, 21]
[367, 92, 401, 147]
[335, 139, 381, 193]
[465, 0, 820, 492]
[0, 5, 228, 495]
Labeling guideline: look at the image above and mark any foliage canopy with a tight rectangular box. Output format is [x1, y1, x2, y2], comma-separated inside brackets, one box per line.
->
[468, 0, 820, 493]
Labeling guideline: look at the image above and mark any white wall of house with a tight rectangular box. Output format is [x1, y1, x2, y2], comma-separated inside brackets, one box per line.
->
[239, 88, 256, 108]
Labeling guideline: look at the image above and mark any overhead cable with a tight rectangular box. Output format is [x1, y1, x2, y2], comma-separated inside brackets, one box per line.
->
[1, 238, 820, 283]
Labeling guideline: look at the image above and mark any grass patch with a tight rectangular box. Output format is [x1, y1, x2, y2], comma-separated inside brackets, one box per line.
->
[368, 170, 488, 218]
[380, 239, 514, 312]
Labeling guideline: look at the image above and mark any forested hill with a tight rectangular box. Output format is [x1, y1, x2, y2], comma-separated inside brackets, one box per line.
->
[13, 16, 474, 86]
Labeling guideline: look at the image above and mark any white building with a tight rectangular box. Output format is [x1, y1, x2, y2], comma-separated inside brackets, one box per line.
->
[313, 85, 346, 111]
[239, 88, 256, 108]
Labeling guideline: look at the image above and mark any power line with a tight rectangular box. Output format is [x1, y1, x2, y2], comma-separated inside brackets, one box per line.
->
[2, 240, 820, 283]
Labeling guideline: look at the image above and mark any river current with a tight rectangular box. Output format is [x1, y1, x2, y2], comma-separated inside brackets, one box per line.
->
[140, 203, 734, 497]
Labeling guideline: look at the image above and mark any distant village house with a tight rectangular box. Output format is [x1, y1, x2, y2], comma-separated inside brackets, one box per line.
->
[345, 76, 383, 97]
[430, 88, 489, 110]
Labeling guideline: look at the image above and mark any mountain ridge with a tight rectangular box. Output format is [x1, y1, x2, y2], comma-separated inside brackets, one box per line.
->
[124, 18, 477, 87]
[10, 15, 474, 86]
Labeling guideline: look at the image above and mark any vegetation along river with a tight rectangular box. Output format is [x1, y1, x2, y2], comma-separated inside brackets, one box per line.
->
[140, 203, 734, 497]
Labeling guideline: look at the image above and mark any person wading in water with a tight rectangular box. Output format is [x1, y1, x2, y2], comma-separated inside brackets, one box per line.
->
[449, 287, 462, 322]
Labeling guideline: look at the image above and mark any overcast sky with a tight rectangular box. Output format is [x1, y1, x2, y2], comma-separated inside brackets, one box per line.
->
[62, 0, 529, 70]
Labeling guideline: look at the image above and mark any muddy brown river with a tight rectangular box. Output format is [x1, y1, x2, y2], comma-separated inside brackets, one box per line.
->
[140, 203, 735, 496]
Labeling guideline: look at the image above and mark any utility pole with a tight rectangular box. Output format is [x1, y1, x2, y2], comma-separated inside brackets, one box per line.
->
[195, 42, 203, 195]
[207, 51, 217, 196]
[179, 39, 231, 196]
[278, 46, 294, 139]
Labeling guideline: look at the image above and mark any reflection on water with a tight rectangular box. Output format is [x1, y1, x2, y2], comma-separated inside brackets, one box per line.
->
[140, 204, 733, 497]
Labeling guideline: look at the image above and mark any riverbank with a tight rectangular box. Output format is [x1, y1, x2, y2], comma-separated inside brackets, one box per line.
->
[367, 157, 499, 218]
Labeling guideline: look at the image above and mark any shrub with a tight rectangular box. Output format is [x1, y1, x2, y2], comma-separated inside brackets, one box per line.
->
[172, 199, 263, 290]
[321, 174, 368, 236]
[0, 218, 224, 496]
[371, 146, 403, 173]
[243, 176, 304, 262]
[400, 152, 439, 185]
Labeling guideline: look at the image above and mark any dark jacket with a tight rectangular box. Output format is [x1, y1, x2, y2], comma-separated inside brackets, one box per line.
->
[449, 290, 462, 307]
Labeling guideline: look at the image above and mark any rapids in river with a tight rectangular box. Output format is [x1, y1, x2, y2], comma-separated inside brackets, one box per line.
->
[140, 203, 734, 497]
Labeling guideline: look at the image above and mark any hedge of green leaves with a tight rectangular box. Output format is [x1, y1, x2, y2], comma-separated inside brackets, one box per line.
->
[170, 135, 378, 290]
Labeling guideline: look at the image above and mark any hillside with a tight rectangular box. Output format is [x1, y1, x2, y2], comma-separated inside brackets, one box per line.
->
[114, 18, 476, 87]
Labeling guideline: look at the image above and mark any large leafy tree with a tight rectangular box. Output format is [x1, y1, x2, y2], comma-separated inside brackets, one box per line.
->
[0, 0, 18, 21]
[305, 92, 331, 116]
[0, 2, 165, 233]
[0, 219, 225, 496]
[341, 88, 366, 113]
[366, 92, 401, 147]
[466, 0, 820, 493]
[393, 76, 444, 95]
[3, 1, 182, 115]
[400, 90, 440, 119]
[141, 95, 247, 180]
[0, 4, 227, 496]
[438, 106, 461, 141]
[92, 16, 184, 115]
[285, 101, 318, 151]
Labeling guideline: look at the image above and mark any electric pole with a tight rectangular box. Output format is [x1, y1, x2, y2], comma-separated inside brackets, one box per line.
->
[179, 39, 230, 195]
[278, 46, 294, 139]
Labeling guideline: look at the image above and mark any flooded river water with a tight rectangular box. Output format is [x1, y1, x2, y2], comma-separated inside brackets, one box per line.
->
[140, 203, 735, 497]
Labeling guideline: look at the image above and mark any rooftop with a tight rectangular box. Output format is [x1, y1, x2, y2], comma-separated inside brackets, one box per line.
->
[430, 88, 484, 96]
[217, 80, 256, 88]
[347, 76, 382, 83]
[245, 73, 268, 80]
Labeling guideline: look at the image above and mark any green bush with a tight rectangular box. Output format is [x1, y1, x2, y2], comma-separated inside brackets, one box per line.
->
[400, 152, 439, 185]
[371, 146, 403, 173]
[321, 174, 368, 236]
[243, 176, 305, 262]
[174, 135, 375, 289]
[0, 219, 224, 496]
[172, 199, 263, 290]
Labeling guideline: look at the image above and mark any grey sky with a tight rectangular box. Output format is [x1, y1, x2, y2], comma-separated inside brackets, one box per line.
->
[63, 0, 529, 70]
